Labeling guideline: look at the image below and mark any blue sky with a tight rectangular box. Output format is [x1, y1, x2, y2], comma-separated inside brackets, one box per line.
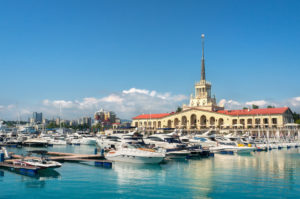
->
[1, 0, 300, 120]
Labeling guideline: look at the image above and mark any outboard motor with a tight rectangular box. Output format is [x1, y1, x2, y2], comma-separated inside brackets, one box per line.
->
[1, 147, 9, 159]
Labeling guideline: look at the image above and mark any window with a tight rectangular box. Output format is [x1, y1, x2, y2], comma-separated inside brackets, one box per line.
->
[148, 137, 163, 142]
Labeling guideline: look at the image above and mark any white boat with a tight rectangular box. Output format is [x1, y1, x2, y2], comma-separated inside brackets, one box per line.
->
[23, 138, 48, 147]
[165, 149, 191, 159]
[48, 137, 67, 145]
[14, 158, 62, 169]
[144, 133, 191, 158]
[96, 132, 144, 150]
[210, 137, 256, 154]
[67, 134, 97, 145]
[144, 133, 186, 149]
[96, 135, 122, 149]
[105, 143, 165, 164]
[80, 137, 97, 145]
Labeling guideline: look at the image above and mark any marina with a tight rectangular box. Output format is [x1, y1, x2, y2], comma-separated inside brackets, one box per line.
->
[1, 144, 300, 198]
[1, 1, 300, 198]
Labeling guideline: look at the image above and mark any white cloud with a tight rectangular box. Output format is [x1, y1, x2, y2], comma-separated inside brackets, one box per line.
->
[288, 96, 300, 107]
[0, 104, 31, 121]
[218, 99, 241, 109]
[100, 94, 123, 103]
[43, 99, 74, 108]
[122, 88, 150, 95]
[245, 100, 269, 107]
[121, 88, 186, 101]
[39, 88, 188, 119]
[219, 98, 286, 109]
[2, 91, 300, 121]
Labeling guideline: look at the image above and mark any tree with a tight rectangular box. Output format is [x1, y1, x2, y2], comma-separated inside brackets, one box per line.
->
[176, 106, 182, 113]
[252, 104, 259, 109]
[267, 105, 275, 108]
[92, 123, 103, 132]
[243, 107, 248, 110]
[46, 122, 59, 129]
[292, 112, 300, 123]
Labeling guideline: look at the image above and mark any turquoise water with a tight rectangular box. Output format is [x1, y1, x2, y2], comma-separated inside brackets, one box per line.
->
[1, 146, 300, 199]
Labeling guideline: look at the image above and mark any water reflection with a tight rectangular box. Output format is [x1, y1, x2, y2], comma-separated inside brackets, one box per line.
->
[3, 145, 300, 198]
[185, 149, 300, 198]
[113, 162, 165, 185]
[0, 169, 61, 181]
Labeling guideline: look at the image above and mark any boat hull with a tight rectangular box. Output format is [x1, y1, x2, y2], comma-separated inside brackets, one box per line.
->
[105, 154, 164, 164]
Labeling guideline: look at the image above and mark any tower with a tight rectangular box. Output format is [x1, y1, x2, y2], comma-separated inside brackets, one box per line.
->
[188, 34, 224, 111]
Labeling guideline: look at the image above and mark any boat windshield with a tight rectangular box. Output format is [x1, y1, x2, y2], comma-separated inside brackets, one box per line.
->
[106, 136, 120, 141]
[164, 138, 181, 143]
[194, 137, 207, 142]
[127, 144, 143, 149]
[220, 142, 236, 146]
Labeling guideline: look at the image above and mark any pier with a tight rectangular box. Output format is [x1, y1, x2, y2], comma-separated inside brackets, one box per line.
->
[8, 151, 113, 168]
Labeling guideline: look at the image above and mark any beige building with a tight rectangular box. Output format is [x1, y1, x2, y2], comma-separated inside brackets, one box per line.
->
[132, 35, 294, 130]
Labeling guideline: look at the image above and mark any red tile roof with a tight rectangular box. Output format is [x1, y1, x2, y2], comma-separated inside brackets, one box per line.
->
[133, 113, 171, 120]
[132, 107, 289, 120]
[217, 107, 289, 116]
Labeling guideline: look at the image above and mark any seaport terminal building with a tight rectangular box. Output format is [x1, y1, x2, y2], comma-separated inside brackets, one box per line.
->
[131, 36, 294, 130]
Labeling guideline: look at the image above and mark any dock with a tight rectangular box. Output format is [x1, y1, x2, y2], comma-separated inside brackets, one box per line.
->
[9, 151, 113, 168]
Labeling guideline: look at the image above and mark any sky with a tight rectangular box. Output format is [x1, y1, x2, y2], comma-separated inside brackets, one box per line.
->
[0, 0, 300, 120]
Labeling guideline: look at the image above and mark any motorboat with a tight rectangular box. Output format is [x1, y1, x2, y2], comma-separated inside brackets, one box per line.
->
[144, 133, 186, 149]
[23, 138, 48, 147]
[211, 137, 256, 154]
[105, 142, 165, 164]
[96, 132, 144, 150]
[96, 134, 122, 149]
[48, 137, 67, 145]
[67, 134, 97, 145]
[14, 158, 62, 169]
[144, 133, 192, 158]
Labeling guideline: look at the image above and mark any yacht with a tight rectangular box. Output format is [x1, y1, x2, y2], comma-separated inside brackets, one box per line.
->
[23, 138, 48, 147]
[105, 142, 165, 164]
[67, 134, 97, 145]
[211, 137, 256, 154]
[144, 133, 191, 158]
[96, 132, 144, 150]
[96, 134, 122, 149]
[48, 137, 67, 145]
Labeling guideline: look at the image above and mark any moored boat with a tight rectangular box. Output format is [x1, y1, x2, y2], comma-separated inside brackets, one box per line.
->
[105, 143, 165, 164]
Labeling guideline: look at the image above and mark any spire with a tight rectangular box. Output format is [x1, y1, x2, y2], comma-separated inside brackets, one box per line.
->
[201, 34, 206, 81]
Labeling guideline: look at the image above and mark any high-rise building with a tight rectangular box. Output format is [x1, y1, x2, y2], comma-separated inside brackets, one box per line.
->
[94, 109, 117, 124]
[56, 117, 60, 126]
[82, 117, 92, 127]
[70, 120, 78, 127]
[32, 112, 43, 124]
[109, 111, 116, 123]
[42, 119, 49, 124]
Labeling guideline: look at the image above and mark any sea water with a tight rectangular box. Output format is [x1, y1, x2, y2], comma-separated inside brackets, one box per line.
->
[1, 146, 300, 199]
